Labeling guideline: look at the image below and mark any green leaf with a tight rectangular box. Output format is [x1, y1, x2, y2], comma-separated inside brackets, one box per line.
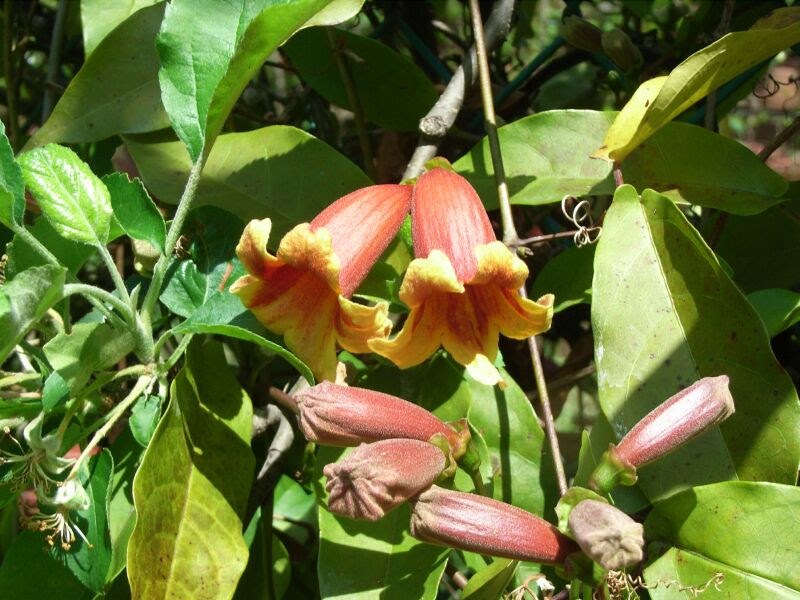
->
[80, 0, 159, 57]
[129, 394, 162, 447]
[0, 119, 24, 228]
[303, 0, 364, 27]
[748, 288, 800, 337]
[284, 27, 438, 131]
[5, 217, 96, 279]
[104, 173, 166, 253]
[128, 339, 254, 599]
[591, 186, 800, 501]
[43, 323, 135, 394]
[530, 244, 595, 313]
[0, 264, 66, 363]
[27, 3, 168, 149]
[454, 110, 787, 215]
[644, 482, 800, 598]
[156, 0, 333, 162]
[714, 201, 800, 292]
[160, 206, 244, 317]
[107, 428, 143, 581]
[125, 125, 371, 239]
[272, 475, 316, 546]
[42, 371, 69, 412]
[315, 445, 449, 600]
[19, 145, 112, 245]
[173, 291, 314, 384]
[234, 509, 291, 600]
[0, 531, 93, 600]
[596, 10, 800, 161]
[461, 559, 518, 600]
[64, 450, 114, 593]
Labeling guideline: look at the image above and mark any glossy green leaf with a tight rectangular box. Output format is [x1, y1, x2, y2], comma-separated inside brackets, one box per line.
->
[5, 217, 96, 279]
[592, 186, 800, 501]
[156, 0, 332, 161]
[644, 482, 800, 599]
[64, 450, 114, 593]
[43, 323, 135, 394]
[129, 394, 162, 447]
[748, 288, 800, 337]
[19, 145, 112, 245]
[80, 0, 159, 56]
[454, 110, 787, 215]
[27, 3, 168, 148]
[128, 339, 254, 599]
[107, 428, 142, 582]
[530, 244, 595, 313]
[126, 125, 370, 238]
[303, 0, 364, 27]
[272, 475, 316, 546]
[104, 173, 166, 253]
[160, 206, 244, 317]
[596, 10, 800, 161]
[284, 27, 437, 131]
[462, 559, 518, 600]
[0, 265, 66, 363]
[714, 201, 800, 292]
[42, 371, 69, 412]
[0, 119, 24, 228]
[0, 531, 93, 600]
[315, 445, 448, 600]
[173, 291, 314, 384]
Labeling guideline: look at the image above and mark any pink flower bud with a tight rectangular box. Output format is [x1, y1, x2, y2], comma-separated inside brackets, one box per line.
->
[411, 168, 495, 282]
[567, 500, 643, 570]
[410, 486, 578, 564]
[324, 439, 446, 521]
[615, 375, 735, 468]
[295, 382, 466, 454]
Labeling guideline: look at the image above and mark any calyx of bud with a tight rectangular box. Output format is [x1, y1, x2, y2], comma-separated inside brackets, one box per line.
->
[567, 499, 644, 571]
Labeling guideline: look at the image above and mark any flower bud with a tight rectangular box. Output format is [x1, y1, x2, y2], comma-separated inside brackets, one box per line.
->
[601, 29, 642, 71]
[589, 376, 734, 493]
[324, 439, 446, 521]
[567, 500, 643, 570]
[561, 16, 603, 54]
[295, 382, 467, 457]
[410, 486, 578, 564]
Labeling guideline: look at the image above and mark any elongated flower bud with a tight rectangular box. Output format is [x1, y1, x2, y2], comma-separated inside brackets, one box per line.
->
[295, 382, 467, 457]
[410, 486, 578, 564]
[561, 16, 603, 54]
[589, 376, 734, 493]
[324, 439, 446, 521]
[567, 500, 643, 570]
[601, 29, 642, 71]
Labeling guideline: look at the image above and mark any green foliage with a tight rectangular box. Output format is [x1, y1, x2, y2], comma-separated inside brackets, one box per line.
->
[105, 173, 166, 253]
[0, 120, 25, 228]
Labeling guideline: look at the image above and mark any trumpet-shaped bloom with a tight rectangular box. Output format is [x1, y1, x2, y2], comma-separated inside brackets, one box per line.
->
[369, 168, 554, 386]
[231, 185, 412, 381]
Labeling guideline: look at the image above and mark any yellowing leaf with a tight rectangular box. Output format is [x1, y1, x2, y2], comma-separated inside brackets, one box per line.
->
[598, 11, 800, 161]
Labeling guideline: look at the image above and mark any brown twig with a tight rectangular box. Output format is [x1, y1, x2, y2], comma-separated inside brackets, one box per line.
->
[469, 0, 568, 497]
[326, 27, 377, 181]
[269, 385, 298, 414]
[3, 0, 19, 147]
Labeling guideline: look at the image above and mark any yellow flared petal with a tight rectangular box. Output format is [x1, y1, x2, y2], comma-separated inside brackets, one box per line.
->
[472, 241, 529, 288]
[469, 286, 554, 340]
[336, 296, 392, 354]
[465, 354, 503, 387]
[236, 218, 279, 278]
[399, 250, 464, 307]
[278, 223, 342, 294]
[368, 296, 447, 368]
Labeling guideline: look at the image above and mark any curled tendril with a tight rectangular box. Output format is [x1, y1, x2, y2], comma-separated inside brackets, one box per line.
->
[602, 570, 724, 600]
[561, 195, 601, 247]
[753, 73, 800, 100]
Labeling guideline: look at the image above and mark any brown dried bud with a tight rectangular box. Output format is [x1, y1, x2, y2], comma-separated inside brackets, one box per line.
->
[410, 486, 578, 564]
[567, 500, 644, 570]
[616, 375, 735, 468]
[295, 382, 466, 456]
[561, 16, 603, 54]
[324, 439, 446, 521]
[601, 28, 642, 71]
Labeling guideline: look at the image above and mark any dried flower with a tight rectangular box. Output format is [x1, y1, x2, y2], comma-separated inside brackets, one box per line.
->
[410, 485, 577, 564]
[567, 499, 644, 570]
[370, 167, 553, 386]
[231, 184, 412, 381]
[324, 439, 446, 521]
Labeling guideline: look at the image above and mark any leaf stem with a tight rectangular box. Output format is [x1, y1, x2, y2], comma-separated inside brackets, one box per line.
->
[97, 243, 131, 304]
[66, 374, 153, 479]
[12, 224, 59, 265]
[469, 0, 568, 496]
[326, 28, 377, 181]
[63, 283, 132, 321]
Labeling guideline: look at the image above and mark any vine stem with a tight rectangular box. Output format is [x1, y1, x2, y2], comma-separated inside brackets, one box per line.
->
[62, 283, 132, 321]
[141, 157, 205, 327]
[66, 374, 153, 479]
[469, 0, 568, 496]
[326, 28, 377, 181]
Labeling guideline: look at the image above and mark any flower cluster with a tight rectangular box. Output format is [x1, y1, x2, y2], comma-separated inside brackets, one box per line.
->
[231, 165, 554, 385]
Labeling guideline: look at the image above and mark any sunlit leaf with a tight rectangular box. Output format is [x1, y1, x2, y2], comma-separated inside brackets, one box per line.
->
[80, 0, 159, 57]
[0, 119, 24, 228]
[104, 173, 166, 253]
